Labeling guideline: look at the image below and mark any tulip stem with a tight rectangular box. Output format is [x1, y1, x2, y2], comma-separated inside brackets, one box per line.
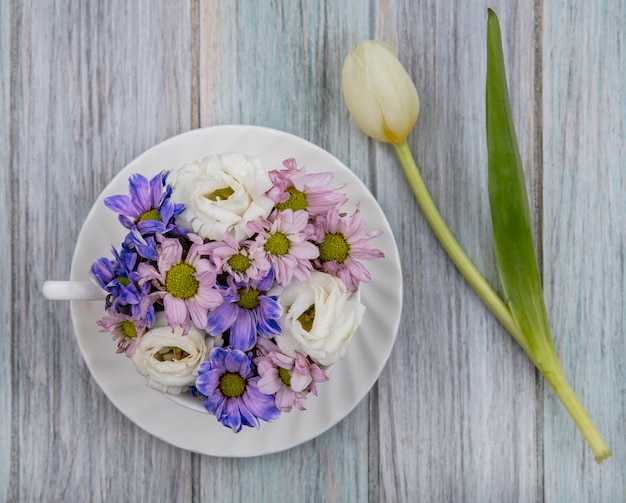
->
[539, 354, 612, 462]
[393, 139, 612, 463]
[392, 140, 528, 353]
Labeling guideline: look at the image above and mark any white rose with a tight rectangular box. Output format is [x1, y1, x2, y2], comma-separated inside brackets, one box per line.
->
[131, 314, 217, 395]
[170, 152, 274, 241]
[275, 271, 365, 366]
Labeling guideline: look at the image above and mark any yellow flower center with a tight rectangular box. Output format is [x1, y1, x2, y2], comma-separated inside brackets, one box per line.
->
[228, 253, 251, 273]
[206, 187, 235, 201]
[220, 372, 246, 397]
[276, 186, 307, 211]
[138, 209, 162, 222]
[297, 304, 316, 332]
[278, 367, 291, 387]
[117, 275, 131, 287]
[264, 233, 290, 257]
[152, 347, 190, 362]
[121, 320, 137, 339]
[165, 263, 198, 299]
[237, 288, 260, 309]
[318, 233, 350, 263]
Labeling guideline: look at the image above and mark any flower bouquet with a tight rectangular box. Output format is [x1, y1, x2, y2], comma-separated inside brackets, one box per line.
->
[90, 152, 384, 432]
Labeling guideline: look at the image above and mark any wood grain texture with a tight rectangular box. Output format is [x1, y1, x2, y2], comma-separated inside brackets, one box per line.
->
[542, 0, 626, 500]
[10, 1, 194, 501]
[4, 0, 625, 501]
[1, 1, 13, 501]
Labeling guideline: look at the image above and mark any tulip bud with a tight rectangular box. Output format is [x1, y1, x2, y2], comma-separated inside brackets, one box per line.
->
[342, 40, 420, 143]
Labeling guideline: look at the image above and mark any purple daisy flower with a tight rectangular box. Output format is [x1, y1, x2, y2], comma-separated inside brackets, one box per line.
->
[138, 233, 223, 334]
[312, 204, 385, 291]
[267, 158, 347, 216]
[104, 171, 186, 259]
[97, 309, 147, 356]
[248, 209, 319, 286]
[255, 341, 328, 412]
[196, 347, 280, 432]
[91, 246, 154, 324]
[123, 229, 159, 262]
[206, 270, 282, 351]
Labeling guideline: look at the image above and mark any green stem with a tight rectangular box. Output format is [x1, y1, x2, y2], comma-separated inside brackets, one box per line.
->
[540, 357, 612, 462]
[393, 140, 528, 354]
[394, 139, 612, 463]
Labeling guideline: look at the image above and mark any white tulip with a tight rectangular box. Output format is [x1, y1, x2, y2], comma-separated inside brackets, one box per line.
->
[342, 40, 419, 143]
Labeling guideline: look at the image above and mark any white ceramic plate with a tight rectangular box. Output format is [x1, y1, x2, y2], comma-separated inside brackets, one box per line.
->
[70, 125, 402, 457]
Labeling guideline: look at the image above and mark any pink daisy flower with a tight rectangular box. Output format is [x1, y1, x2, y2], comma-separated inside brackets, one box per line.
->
[255, 340, 327, 412]
[249, 209, 319, 286]
[205, 232, 270, 283]
[97, 310, 147, 357]
[312, 204, 385, 291]
[138, 233, 223, 333]
[267, 158, 347, 216]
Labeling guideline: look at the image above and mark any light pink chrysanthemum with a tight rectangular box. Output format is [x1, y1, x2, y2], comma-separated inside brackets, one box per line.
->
[255, 340, 328, 412]
[97, 310, 147, 357]
[204, 232, 270, 283]
[267, 158, 347, 216]
[138, 233, 223, 333]
[249, 209, 319, 286]
[312, 204, 385, 291]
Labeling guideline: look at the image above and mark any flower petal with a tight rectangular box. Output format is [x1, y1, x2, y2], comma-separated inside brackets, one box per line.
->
[128, 173, 151, 213]
[221, 399, 243, 432]
[259, 295, 282, 321]
[290, 370, 313, 393]
[149, 171, 166, 208]
[257, 370, 283, 395]
[237, 400, 261, 429]
[202, 392, 224, 416]
[195, 369, 222, 396]
[104, 194, 140, 219]
[257, 315, 281, 338]
[223, 348, 250, 374]
[187, 298, 209, 330]
[243, 381, 281, 423]
[229, 309, 257, 351]
[163, 295, 188, 328]
[275, 387, 298, 412]
[206, 302, 238, 335]
[256, 269, 275, 292]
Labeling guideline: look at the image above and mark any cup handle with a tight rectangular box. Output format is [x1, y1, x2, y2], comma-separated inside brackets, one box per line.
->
[42, 280, 107, 301]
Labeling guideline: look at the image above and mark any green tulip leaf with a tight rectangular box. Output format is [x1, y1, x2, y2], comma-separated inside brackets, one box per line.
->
[485, 9, 554, 359]
[486, 9, 611, 462]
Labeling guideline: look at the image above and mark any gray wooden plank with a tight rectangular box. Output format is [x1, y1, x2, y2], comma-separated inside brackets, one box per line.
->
[373, 1, 539, 500]
[542, 0, 626, 499]
[13, 1, 194, 500]
[198, 1, 374, 501]
[1, 1, 13, 500]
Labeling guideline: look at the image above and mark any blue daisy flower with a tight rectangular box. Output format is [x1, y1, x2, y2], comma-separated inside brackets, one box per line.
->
[206, 269, 282, 351]
[104, 171, 186, 258]
[90, 245, 154, 325]
[196, 347, 280, 432]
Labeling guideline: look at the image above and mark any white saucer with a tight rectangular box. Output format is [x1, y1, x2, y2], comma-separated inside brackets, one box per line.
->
[70, 125, 403, 457]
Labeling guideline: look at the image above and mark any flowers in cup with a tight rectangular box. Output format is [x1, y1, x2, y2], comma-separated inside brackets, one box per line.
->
[91, 153, 384, 432]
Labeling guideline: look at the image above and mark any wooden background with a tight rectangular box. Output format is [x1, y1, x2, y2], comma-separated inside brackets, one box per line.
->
[2, 0, 624, 501]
